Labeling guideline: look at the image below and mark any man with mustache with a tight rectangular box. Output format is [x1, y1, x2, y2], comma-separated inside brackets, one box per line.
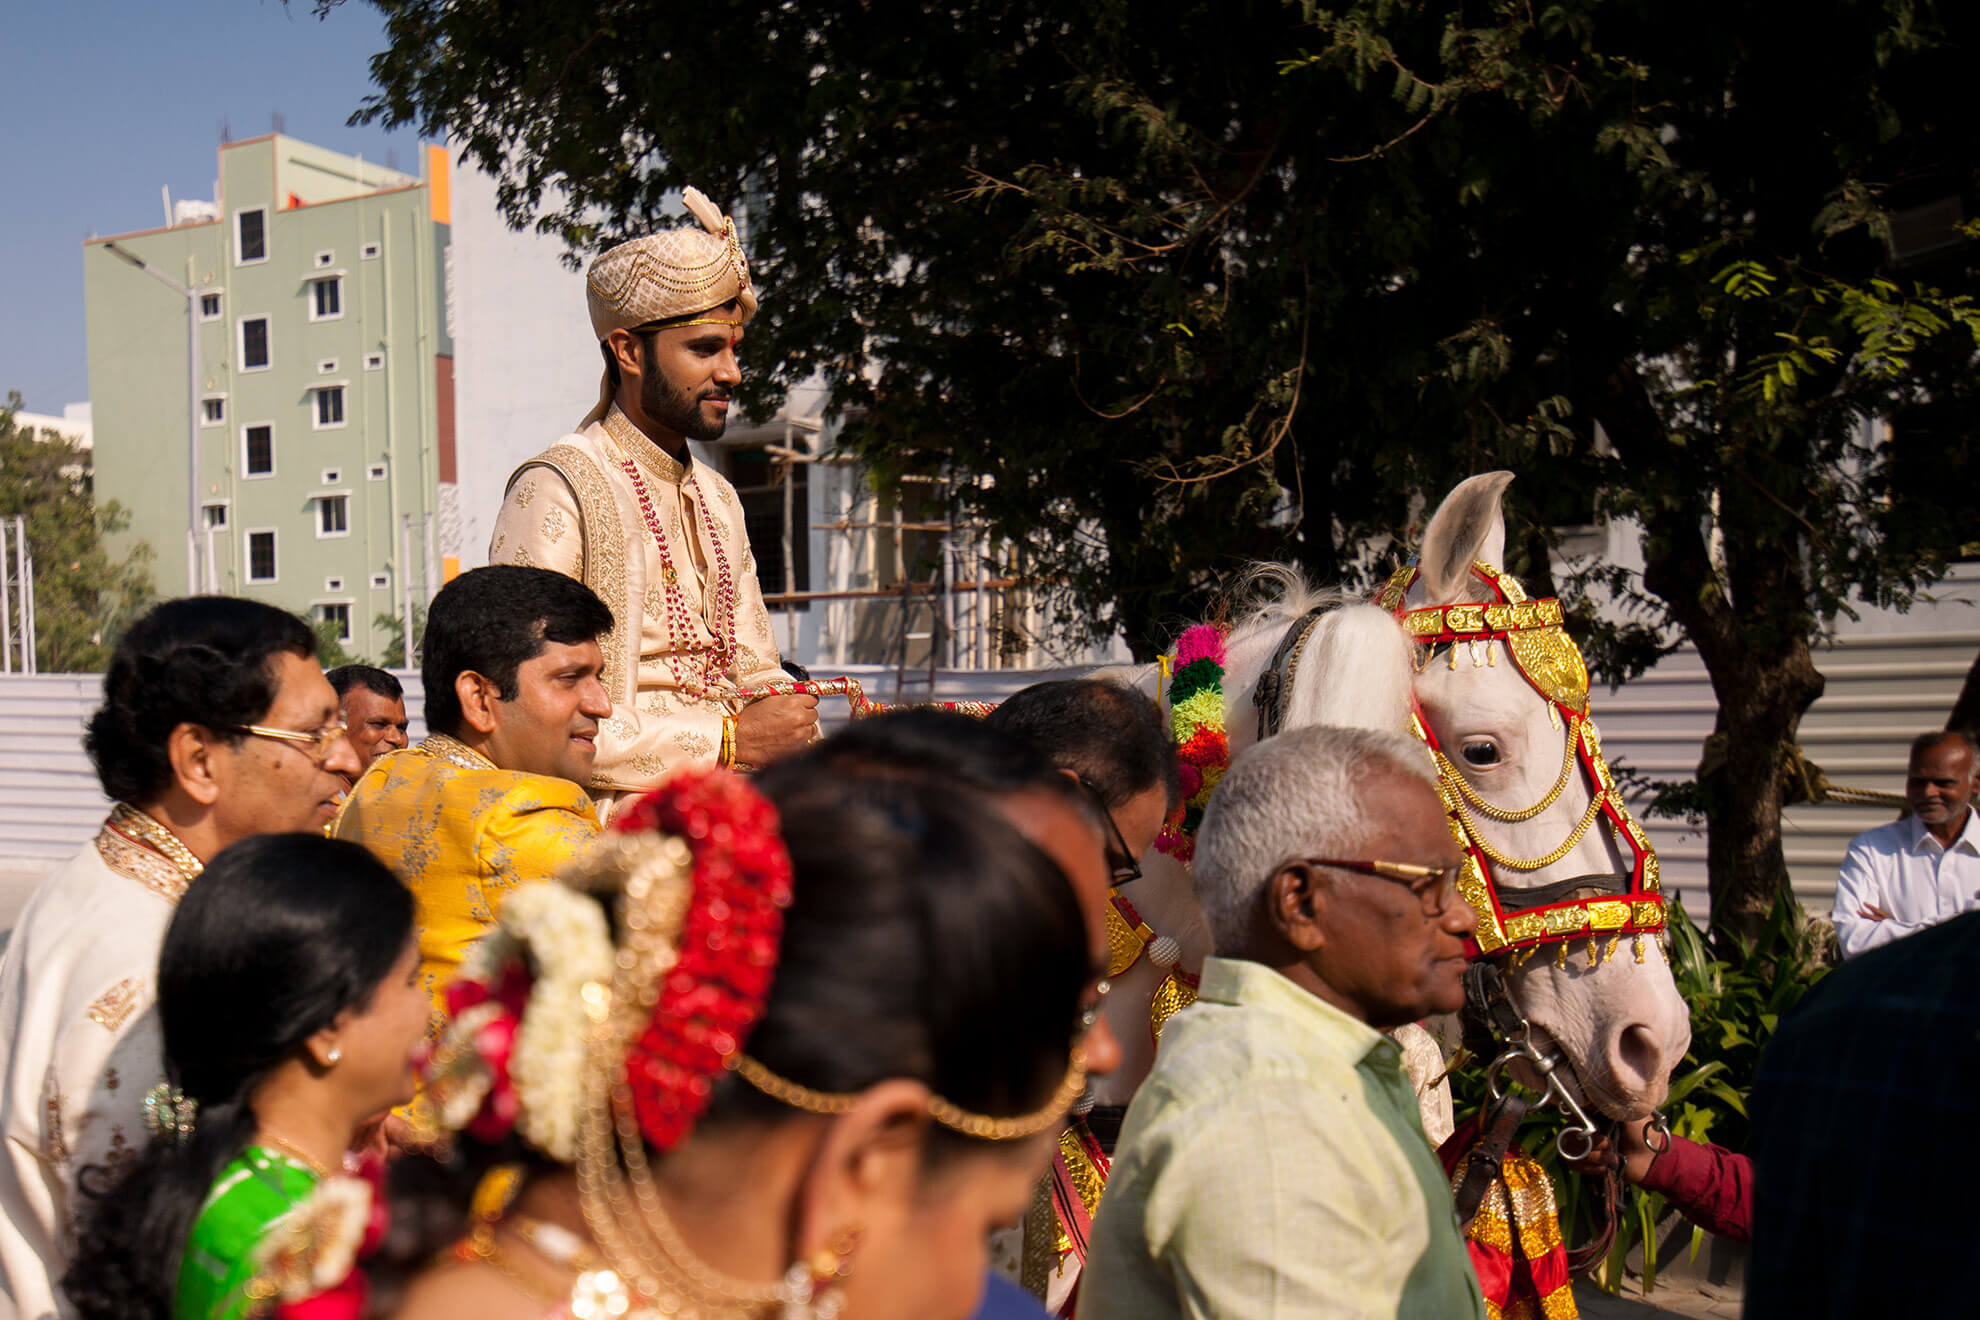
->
[335, 566, 611, 1026]
[488, 188, 817, 823]
[327, 663, 412, 783]
[1831, 729, 1980, 958]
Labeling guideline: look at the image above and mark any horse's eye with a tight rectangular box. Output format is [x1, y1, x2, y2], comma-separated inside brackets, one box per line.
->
[1462, 742, 1499, 766]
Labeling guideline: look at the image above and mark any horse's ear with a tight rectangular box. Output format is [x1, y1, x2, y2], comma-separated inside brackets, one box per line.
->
[1418, 471, 1515, 603]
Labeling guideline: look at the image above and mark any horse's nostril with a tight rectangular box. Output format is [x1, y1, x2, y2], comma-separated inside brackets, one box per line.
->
[1610, 1023, 1662, 1089]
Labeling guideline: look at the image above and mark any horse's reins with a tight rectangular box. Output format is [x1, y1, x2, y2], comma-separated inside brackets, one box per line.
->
[729, 676, 997, 721]
[1251, 605, 1329, 741]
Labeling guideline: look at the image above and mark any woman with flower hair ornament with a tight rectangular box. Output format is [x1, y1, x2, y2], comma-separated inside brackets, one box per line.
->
[395, 747, 1098, 1320]
[63, 835, 428, 1320]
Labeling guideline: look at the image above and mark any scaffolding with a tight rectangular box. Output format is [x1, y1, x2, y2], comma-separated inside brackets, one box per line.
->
[1, 516, 36, 675]
[724, 426, 1045, 696]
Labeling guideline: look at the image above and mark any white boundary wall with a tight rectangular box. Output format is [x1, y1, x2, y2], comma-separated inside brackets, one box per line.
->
[4, 564, 1974, 928]
[0, 664, 1083, 929]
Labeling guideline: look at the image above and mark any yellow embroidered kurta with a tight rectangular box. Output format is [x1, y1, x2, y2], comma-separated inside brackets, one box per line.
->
[334, 735, 601, 1021]
[487, 406, 785, 803]
[0, 820, 188, 1319]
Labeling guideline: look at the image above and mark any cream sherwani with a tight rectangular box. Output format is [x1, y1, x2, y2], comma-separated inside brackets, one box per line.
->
[0, 819, 192, 1319]
[489, 406, 784, 802]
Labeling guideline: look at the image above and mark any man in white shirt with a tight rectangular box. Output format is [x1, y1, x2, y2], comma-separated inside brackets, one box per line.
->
[1831, 730, 1980, 959]
[0, 597, 359, 1319]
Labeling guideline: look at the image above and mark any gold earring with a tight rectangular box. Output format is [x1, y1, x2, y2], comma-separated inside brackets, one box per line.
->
[783, 1226, 860, 1320]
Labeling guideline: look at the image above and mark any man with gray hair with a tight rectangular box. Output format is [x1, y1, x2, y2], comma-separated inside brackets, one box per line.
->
[1079, 725, 1486, 1320]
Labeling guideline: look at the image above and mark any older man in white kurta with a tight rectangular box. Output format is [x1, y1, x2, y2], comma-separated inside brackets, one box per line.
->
[0, 598, 355, 1319]
[0, 817, 195, 1319]
[489, 187, 816, 815]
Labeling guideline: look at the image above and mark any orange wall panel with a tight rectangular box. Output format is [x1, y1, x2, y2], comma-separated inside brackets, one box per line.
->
[436, 354, 457, 484]
[427, 144, 451, 225]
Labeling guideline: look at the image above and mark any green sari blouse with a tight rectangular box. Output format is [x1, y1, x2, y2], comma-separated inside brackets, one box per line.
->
[174, 1146, 319, 1320]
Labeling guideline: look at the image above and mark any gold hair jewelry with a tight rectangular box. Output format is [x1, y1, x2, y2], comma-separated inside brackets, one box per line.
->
[727, 1049, 1089, 1142]
[141, 1082, 198, 1144]
[574, 831, 797, 1312]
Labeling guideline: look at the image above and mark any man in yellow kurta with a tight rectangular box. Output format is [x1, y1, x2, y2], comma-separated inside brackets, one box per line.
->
[336, 565, 613, 1020]
[489, 187, 818, 820]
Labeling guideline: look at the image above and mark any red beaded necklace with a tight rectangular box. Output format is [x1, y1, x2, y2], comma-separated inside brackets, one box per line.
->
[617, 452, 742, 701]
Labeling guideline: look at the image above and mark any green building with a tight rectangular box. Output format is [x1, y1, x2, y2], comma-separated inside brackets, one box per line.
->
[84, 134, 456, 660]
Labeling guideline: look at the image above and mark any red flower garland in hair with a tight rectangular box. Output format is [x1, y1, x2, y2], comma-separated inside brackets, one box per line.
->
[438, 960, 533, 1144]
[614, 768, 795, 1152]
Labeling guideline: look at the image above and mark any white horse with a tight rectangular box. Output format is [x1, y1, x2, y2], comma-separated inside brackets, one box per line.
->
[1096, 471, 1692, 1126]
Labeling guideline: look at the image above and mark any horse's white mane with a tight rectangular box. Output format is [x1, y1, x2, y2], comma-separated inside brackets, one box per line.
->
[1082, 563, 1414, 746]
[1221, 563, 1416, 745]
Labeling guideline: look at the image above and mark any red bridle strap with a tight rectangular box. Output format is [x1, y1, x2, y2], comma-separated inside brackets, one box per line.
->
[1382, 562, 1664, 961]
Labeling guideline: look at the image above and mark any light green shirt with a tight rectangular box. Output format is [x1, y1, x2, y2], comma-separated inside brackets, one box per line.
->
[1079, 957, 1487, 1320]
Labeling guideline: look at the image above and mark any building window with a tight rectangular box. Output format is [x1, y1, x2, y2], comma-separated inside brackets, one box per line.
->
[246, 530, 277, 583]
[324, 576, 344, 592]
[321, 467, 342, 485]
[313, 386, 346, 429]
[199, 292, 223, 320]
[370, 571, 391, 590]
[361, 241, 381, 260]
[240, 316, 270, 371]
[315, 601, 352, 643]
[236, 208, 267, 264]
[317, 494, 350, 537]
[315, 250, 335, 268]
[729, 448, 811, 609]
[318, 358, 338, 375]
[366, 462, 387, 481]
[202, 501, 229, 529]
[200, 396, 226, 427]
[309, 276, 343, 321]
[243, 423, 274, 477]
[363, 352, 384, 371]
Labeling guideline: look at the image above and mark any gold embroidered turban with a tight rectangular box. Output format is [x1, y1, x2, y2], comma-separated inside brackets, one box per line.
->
[580, 187, 757, 426]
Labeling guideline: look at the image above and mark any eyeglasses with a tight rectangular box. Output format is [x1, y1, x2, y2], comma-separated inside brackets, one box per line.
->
[229, 722, 350, 763]
[1075, 777, 1143, 885]
[1305, 858, 1458, 917]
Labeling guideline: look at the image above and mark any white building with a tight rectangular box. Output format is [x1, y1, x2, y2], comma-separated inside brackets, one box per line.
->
[8, 405, 91, 455]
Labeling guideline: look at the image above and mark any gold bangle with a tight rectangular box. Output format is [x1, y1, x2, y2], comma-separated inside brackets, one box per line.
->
[719, 713, 737, 768]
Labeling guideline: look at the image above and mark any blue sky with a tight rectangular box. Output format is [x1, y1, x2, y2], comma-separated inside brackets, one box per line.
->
[3, 0, 425, 414]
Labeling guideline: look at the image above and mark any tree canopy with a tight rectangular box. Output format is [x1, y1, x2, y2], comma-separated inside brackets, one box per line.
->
[0, 395, 154, 672]
[341, 0, 1980, 926]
